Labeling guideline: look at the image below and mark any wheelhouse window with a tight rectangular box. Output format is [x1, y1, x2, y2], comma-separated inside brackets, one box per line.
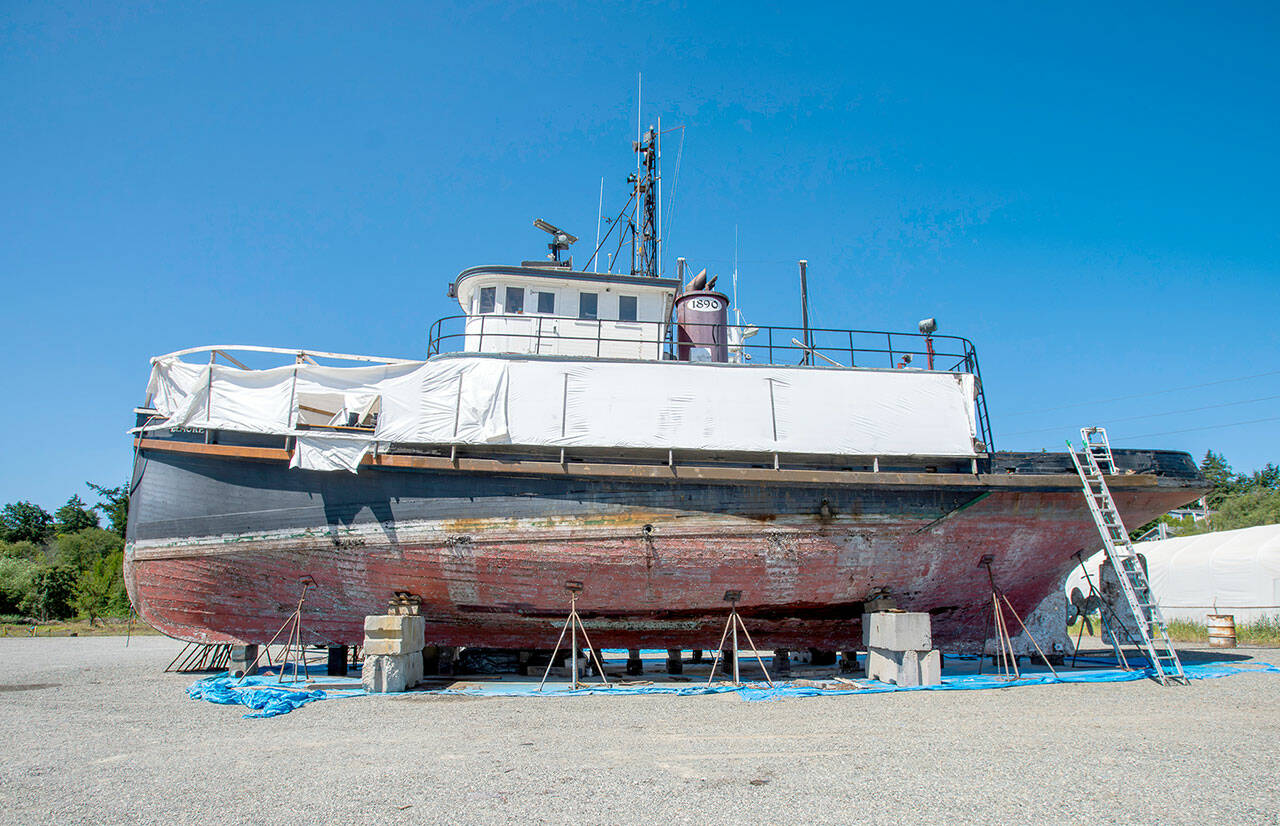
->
[578, 292, 598, 320]
[536, 291, 555, 314]
[478, 286, 496, 314]
[505, 286, 524, 314]
[618, 295, 638, 322]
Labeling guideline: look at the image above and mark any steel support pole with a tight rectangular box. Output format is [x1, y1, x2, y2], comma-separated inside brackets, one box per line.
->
[731, 609, 740, 684]
[798, 260, 811, 365]
[570, 594, 579, 690]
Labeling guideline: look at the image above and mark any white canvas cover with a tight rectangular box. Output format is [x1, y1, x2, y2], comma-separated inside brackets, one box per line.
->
[1066, 524, 1280, 623]
[504, 359, 978, 457]
[142, 354, 980, 472]
[289, 435, 375, 474]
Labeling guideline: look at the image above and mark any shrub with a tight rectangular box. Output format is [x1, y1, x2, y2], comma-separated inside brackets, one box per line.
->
[51, 528, 123, 571]
[20, 565, 78, 620]
[73, 550, 129, 623]
[0, 556, 38, 615]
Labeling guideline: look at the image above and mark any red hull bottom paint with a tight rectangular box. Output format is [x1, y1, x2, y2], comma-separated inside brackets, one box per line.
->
[124, 486, 1196, 654]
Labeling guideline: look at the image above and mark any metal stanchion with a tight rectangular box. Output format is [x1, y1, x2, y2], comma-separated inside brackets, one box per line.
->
[705, 591, 774, 687]
[538, 581, 610, 692]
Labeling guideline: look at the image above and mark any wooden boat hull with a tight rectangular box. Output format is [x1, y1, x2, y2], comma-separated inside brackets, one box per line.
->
[124, 443, 1205, 654]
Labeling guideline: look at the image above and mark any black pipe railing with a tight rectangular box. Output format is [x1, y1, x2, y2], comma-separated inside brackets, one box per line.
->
[426, 314, 994, 450]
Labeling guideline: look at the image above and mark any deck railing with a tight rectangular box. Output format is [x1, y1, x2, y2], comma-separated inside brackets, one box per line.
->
[427, 314, 995, 450]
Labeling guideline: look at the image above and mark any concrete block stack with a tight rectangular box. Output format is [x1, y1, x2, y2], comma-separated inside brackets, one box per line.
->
[227, 644, 259, 678]
[863, 611, 941, 687]
[361, 613, 426, 693]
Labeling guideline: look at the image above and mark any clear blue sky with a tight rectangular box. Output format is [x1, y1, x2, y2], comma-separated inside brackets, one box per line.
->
[3, 1, 1278, 510]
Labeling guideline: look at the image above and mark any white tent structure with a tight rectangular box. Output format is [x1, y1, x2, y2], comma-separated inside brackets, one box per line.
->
[1066, 523, 1280, 624]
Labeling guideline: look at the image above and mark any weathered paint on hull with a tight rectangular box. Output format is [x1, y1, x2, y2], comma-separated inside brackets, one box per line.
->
[124, 449, 1203, 654]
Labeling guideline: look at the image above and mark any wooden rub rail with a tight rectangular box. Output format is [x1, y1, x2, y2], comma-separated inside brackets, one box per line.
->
[134, 438, 1161, 490]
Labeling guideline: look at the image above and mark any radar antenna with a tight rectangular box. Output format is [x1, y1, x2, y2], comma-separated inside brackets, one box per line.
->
[533, 218, 577, 264]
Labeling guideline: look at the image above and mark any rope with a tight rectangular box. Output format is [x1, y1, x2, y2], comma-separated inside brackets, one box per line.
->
[661, 126, 685, 267]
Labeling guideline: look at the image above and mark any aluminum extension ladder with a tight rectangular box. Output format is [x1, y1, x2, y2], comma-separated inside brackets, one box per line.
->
[1068, 427, 1187, 685]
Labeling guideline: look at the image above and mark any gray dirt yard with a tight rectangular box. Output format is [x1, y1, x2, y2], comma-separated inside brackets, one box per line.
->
[0, 636, 1277, 825]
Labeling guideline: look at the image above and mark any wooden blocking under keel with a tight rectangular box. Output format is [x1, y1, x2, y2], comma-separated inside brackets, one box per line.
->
[808, 649, 838, 666]
[327, 645, 349, 677]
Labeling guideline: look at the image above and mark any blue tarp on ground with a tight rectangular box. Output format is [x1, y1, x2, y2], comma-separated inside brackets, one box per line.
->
[186, 666, 364, 718]
[188, 659, 1280, 717]
[431, 660, 1280, 700]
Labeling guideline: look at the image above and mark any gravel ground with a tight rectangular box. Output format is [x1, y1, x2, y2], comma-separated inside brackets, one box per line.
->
[1, 636, 1278, 825]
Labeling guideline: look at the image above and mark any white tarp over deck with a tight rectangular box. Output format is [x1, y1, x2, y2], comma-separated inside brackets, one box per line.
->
[1066, 524, 1280, 623]
[143, 354, 980, 472]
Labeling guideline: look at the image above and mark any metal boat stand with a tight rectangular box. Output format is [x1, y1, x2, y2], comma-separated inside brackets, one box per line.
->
[706, 591, 774, 687]
[537, 581, 610, 692]
[273, 578, 314, 684]
[978, 557, 1058, 680]
[234, 578, 314, 685]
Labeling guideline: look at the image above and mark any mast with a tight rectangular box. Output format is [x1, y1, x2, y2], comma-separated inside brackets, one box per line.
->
[630, 125, 659, 278]
[578, 90, 662, 279]
[656, 116, 662, 278]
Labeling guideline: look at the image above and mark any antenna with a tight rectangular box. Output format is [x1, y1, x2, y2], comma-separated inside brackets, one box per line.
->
[656, 115, 662, 278]
[625, 74, 659, 278]
[636, 72, 642, 172]
[798, 260, 811, 365]
[732, 225, 740, 328]
[628, 126, 659, 278]
[576, 82, 665, 278]
[594, 177, 604, 274]
[533, 218, 577, 262]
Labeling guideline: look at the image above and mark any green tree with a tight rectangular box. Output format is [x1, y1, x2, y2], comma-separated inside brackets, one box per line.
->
[54, 494, 99, 534]
[0, 556, 38, 615]
[1199, 451, 1237, 508]
[1243, 463, 1280, 493]
[20, 565, 77, 621]
[52, 528, 123, 571]
[73, 550, 128, 624]
[1, 501, 53, 543]
[87, 482, 129, 538]
[1209, 489, 1280, 532]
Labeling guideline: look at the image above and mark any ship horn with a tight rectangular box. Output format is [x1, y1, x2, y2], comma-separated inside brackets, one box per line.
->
[706, 275, 718, 290]
[688, 269, 708, 291]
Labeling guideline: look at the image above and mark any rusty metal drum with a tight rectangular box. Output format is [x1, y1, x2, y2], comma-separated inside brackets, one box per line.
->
[675, 290, 729, 362]
[1207, 613, 1237, 648]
